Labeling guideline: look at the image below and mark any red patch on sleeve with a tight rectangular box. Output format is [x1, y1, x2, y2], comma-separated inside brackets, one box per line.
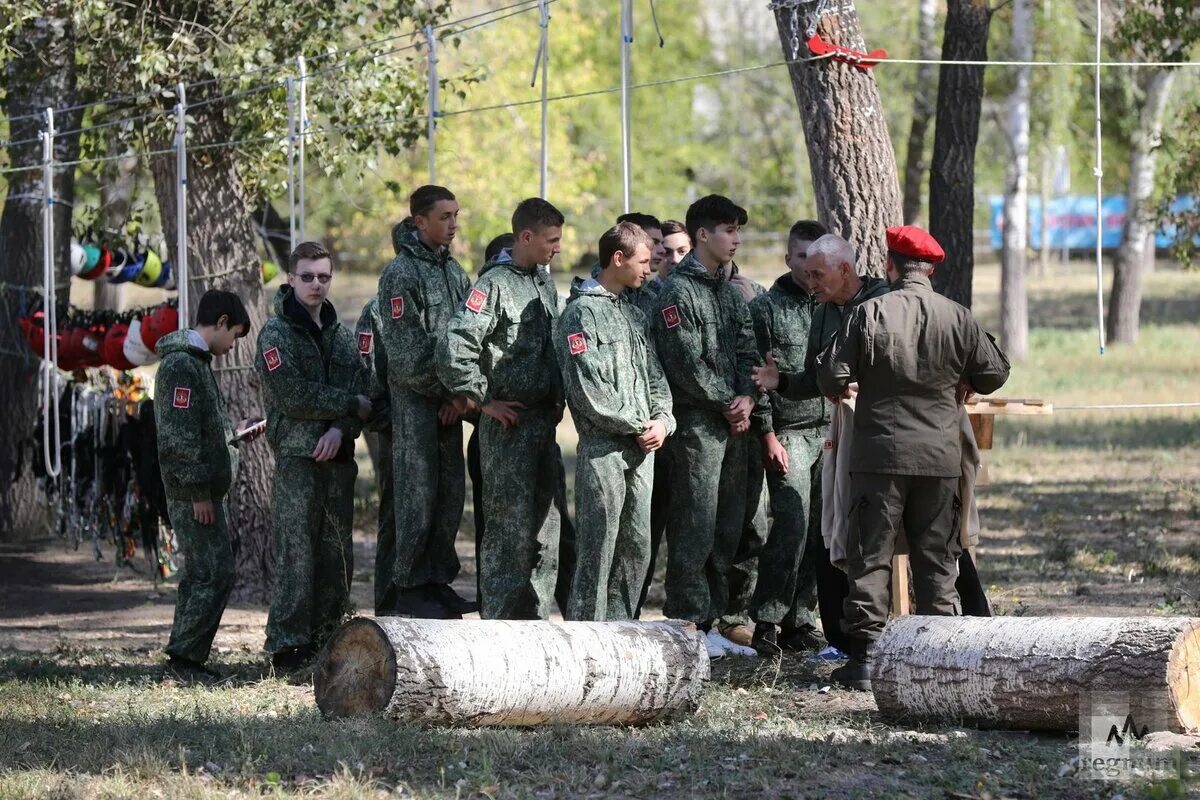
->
[823, 439, 833, 451]
[358, 332, 372, 354]
[465, 288, 487, 313]
[264, 346, 282, 372]
[567, 332, 587, 356]
[390, 296, 404, 319]
[661, 304, 681, 329]
[173, 387, 191, 409]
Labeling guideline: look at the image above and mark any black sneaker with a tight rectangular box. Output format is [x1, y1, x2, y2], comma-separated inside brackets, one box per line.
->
[830, 657, 872, 692]
[778, 625, 827, 653]
[164, 655, 222, 685]
[427, 584, 479, 616]
[271, 646, 314, 675]
[751, 622, 781, 656]
[393, 586, 458, 619]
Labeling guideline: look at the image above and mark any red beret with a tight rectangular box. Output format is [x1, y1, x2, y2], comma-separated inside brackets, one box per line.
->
[886, 226, 945, 264]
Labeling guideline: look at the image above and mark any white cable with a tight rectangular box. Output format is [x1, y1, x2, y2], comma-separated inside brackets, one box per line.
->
[175, 84, 189, 331]
[40, 107, 62, 479]
[1093, 0, 1106, 355]
[619, 0, 633, 213]
[1055, 403, 1200, 411]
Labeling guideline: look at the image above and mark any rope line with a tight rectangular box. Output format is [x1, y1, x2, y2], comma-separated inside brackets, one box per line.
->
[1054, 403, 1200, 411]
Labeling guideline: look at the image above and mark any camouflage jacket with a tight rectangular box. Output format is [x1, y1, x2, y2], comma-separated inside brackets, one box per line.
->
[256, 286, 368, 459]
[728, 263, 767, 304]
[555, 278, 675, 441]
[354, 298, 392, 433]
[376, 220, 470, 400]
[153, 330, 238, 501]
[750, 274, 826, 434]
[590, 260, 654, 322]
[649, 252, 760, 414]
[437, 249, 564, 408]
[634, 276, 665, 321]
[778, 275, 890, 401]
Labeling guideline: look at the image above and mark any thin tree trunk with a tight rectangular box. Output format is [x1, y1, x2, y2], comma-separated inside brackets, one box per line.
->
[1107, 70, 1175, 345]
[771, 0, 903, 274]
[1000, 0, 1032, 361]
[1039, 151, 1051, 277]
[0, 8, 82, 541]
[94, 151, 138, 312]
[902, 0, 939, 225]
[873, 615, 1200, 732]
[929, 0, 993, 307]
[150, 105, 275, 599]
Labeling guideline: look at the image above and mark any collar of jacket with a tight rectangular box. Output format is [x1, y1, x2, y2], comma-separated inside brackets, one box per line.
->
[275, 284, 337, 339]
[154, 329, 212, 363]
[672, 252, 726, 284]
[394, 219, 449, 266]
[771, 273, 812, 299]
[567, 276, 620, 304]
[849, 274, 889, 305]
[893, 274, 933, 292]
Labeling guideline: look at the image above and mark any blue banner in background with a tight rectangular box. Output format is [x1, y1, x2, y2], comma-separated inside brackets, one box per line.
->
[988, 195, 1196, 251]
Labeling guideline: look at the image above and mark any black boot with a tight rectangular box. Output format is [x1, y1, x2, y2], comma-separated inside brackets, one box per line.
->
[392, 586, 456, 619]
[164, 655, 222, 685]
[427, 584, 479, 616]
[777, 624, 826, 653]
[830, 657, 872, 692]
[271, 646, 315, 675]
[751, 622, 781, 656]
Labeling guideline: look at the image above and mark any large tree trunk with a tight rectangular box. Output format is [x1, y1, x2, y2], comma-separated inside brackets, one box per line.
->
[0, 8, 82, 541]
[94, 150, 138, 312]
[771, 1, 903, 275]
[928, 0, 993, 307]
[315, 617, 709, 725]
[873, 616, 1200, 732]
[902, 0, 939, 225]
[1107, 70, 1175, 345]
[150, 105, 274, 599]
[999, 0, 1032, 361]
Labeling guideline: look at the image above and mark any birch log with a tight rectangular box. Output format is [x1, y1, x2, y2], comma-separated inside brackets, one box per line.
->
[872, 616, 1200, 732]
[314, 617, 709, 725]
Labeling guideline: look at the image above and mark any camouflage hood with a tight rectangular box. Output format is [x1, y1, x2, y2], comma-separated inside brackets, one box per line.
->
[271, 284, 338, 332]
[154, 329, 211, 363]
[393, 218, 453, 267]
[671, 251, 727, 285]
[566, 276, 616, 304]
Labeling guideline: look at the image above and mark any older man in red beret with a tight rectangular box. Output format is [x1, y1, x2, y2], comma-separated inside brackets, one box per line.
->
[814, 225, 1011, 692]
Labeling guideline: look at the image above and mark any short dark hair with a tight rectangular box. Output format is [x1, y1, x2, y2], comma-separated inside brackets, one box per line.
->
[788, 219, 827, 244]
[485, 233, 516, 262]
[598, 222, 653, 269]
[196, 290, 250, 336]
[410, 185, 456, 218]
[616, 212, 662, 236]
[660, 219, 688, 239]
[288, 240, 334, 273]
[685, 194, 747, 242]
[889, 252, 933, 276]
[511, 197, 565, 236]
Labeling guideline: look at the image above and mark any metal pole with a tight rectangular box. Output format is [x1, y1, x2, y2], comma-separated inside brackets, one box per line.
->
[1092, 0, 1106, 355]
[297, 55, 307, 242]
[425, 25, 439, 184]
[175, 82, 190, 330]
[41, 106, 61, 479]
[536, 0, 551, 197]
[286, 76, 297, 254]
[619, 0, 633, 213]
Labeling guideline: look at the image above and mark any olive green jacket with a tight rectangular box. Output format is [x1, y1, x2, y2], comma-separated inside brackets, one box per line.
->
[750, 274, 825, 434]
[354, 298, 392, 433]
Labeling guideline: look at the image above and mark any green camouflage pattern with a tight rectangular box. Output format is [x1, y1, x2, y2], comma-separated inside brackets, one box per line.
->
[353, 298, 392, 433]
[722, 434, 767, 626]
[750, 275, 826, 434]
[264, 457, 357, 653]
[164, 496, 235, 664]
[555, 278, 675, 620]
[376, 222, 470, 598]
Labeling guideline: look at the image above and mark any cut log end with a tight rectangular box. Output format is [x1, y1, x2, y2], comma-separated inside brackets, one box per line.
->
[315, 618, 397, 719]
[1169, 623, 1200, 730]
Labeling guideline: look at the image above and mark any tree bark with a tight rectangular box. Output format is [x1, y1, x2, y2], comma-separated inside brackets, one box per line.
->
[999, 0, 1032, 361]
[0, 8, 82, 541]
[1107, 70, 1175, 345]
[928, 0, 993, 307]
[902, 0, 939, 225]
[94, 151, 138, 312]
[315, 617, 709, 725]
[150, 105, 274, 599]
[873, 616, 1200, 732]
[771, 0, 903, 275]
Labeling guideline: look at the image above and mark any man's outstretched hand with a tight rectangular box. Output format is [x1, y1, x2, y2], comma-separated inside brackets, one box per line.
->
[752, 353, 781, 393]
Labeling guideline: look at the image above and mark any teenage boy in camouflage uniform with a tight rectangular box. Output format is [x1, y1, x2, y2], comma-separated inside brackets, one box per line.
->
[156, 290, 260, 682]
[437, 198, 570, 620]
[258, 242, 372, 673]
[376, 186, 476, 619]
[650, 194, 760, 659]
[556, 222, 675, 621]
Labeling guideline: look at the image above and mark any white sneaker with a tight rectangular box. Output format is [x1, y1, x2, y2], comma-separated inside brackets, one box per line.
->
[711, 629, 758, 658]
[704, 629, 728, 659]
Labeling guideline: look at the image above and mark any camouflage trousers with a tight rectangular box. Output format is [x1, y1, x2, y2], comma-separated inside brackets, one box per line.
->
[568, 435, 653, 621]
[750, 429, 824, 629]
[165, 496, 234, 664]
[367, 430, 398, 615]
[264, 457, 357, 654]
[722, 435, 768, 626]
[379, 389, 464, 610]
[635, 445, 671, 617]
[662, 407, 748, 625]
[478, 406, 566, 620]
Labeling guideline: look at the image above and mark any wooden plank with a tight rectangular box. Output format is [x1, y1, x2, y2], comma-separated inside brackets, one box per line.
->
[964, 397, 1054, 416]
[968, 413, 995, 450]
[891, 554, 911, 617]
